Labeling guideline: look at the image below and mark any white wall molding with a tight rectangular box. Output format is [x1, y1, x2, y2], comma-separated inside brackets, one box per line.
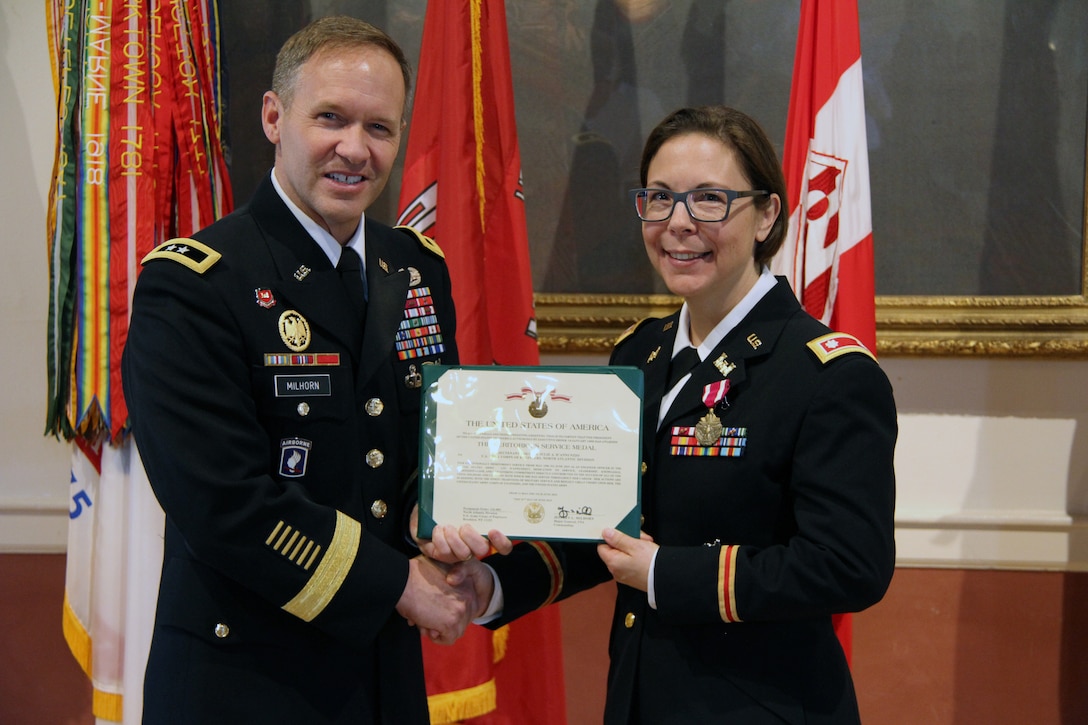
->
[5, 501, 1088, 572]
[1, 498, 69, 553]
[895, 509, 1088, 572]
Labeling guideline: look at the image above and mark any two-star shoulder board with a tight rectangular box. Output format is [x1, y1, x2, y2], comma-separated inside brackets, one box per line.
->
[395, 225, 444, 259]
[806, 332, 876, 363]
[142, 237, 221, 274]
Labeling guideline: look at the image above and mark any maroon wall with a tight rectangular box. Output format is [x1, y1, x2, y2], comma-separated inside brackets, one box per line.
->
[4, 555, 1086, 724]
[558, 568, 1088, 725]
[0, 555, 92, 725]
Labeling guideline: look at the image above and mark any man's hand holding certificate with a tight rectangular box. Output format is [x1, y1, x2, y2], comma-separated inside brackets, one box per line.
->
[417, 366, 643, 542]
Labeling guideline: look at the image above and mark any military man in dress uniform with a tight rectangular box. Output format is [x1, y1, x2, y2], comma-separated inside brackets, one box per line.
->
[123, 17, 479, 724]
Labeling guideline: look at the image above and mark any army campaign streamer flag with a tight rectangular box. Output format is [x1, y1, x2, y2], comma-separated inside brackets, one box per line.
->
[396, 1, 563, 724]
[772, 0, 877, 662]
[48, 1, 231, 721]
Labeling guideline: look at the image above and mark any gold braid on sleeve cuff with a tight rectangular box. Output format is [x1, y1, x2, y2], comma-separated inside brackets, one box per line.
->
[282, 511, 361, 621]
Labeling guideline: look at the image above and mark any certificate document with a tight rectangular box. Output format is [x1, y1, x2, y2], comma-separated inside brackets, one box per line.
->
[417, 365, 643, 542]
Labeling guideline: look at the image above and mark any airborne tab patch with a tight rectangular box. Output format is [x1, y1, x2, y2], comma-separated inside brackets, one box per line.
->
[142, 237, 221, 274]
[806, 333, 876, 363]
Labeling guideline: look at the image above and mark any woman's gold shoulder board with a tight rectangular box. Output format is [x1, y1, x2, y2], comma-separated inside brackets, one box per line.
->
[615, 317, 656, 347]
[806, 332, 876, 364]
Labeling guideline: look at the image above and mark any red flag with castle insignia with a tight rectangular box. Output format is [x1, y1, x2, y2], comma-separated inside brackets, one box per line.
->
[774, 0, 875, 353]
[397, 0, 538, 366]
[771, 0, 877, 661]
[396, 1, 563, 723]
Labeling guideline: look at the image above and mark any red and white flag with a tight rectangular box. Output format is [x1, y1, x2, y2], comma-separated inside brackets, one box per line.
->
[396, 2, 563, 723]
[772, 0, 877, 662]
[773, 0, 876, 353]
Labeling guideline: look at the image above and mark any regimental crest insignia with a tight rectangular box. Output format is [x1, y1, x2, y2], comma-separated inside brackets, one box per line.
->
[255, 288, 276, 309]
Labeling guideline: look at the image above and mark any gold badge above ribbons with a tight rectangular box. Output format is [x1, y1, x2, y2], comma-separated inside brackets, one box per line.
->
[278, 310, 311, 352]
[695, 410, 724, 446]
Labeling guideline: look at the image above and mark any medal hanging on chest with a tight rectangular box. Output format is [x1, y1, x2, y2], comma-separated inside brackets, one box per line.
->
[694, 380, 730, 446]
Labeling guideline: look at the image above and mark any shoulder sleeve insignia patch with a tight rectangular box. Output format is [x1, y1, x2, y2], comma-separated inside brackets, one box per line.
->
[142, 237, 221, 274]
[394, 225, 445, 259]
[806, 332, 876, 364]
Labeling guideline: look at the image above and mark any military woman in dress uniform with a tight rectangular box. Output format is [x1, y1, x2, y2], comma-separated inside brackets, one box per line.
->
[469, 106, 897, 724]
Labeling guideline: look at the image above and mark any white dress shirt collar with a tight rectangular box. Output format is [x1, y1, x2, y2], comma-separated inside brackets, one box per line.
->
[270, 169, 367, 268]
[659, 267, 777, 427]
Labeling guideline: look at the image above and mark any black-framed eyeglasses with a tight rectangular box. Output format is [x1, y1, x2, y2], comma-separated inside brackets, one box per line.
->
[629, 188, 770, 223]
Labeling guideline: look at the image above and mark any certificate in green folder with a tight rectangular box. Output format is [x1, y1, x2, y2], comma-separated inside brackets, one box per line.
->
[417, 365, 643, 542]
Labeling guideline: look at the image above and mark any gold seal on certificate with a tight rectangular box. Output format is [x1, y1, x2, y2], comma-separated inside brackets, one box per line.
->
[417, 365, 644, 542]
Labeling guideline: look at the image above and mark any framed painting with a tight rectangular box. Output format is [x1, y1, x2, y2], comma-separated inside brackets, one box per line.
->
[527, 1, 1088, 357]
[221, 1, 1088, 356]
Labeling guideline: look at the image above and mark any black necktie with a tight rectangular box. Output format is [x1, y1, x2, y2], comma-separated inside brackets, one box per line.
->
[337, 246, 367, 316]
[666, 346, 700, 389]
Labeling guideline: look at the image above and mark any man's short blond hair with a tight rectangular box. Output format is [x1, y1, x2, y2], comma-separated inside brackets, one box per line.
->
[271, 16, 412, 110]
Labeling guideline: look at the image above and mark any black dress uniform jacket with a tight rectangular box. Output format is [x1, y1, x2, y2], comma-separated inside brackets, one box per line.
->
[486, 278, 896, 725]
[122, 176, 458, 724]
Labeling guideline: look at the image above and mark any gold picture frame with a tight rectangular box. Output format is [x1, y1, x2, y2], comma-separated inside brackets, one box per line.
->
[536, 138, 1088, 359]
[536, 277, 1088, 358]
[528, 4, 1088, 360]
[217, 1, 1088, 360]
